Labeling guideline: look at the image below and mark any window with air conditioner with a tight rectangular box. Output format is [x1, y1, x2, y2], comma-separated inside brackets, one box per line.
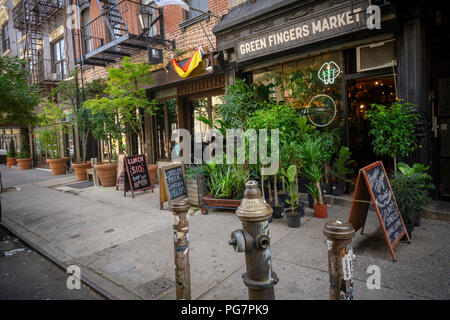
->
[356, 39, 396, 72]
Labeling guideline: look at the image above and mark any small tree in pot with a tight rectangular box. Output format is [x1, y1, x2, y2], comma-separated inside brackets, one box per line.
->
[16, 135, 32, 170]
[301, 136, 327, 218]
[331, 146, 354, 196]
[283, 165, 303, 228]
[37, 102, 69, 175]
[6, 138, 17, 168]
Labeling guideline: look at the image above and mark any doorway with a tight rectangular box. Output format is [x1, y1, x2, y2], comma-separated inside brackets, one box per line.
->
[436, 76, 450, 201]
[347, 76, 397, 171]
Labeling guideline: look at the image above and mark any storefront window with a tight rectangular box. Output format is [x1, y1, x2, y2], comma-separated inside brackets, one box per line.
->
[155, 97, 178, 160]
[253, 51, 344, 132]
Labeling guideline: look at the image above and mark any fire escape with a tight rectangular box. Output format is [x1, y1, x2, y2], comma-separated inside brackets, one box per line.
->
[77, 0, 175, 67]
[12, 0, 62, 85]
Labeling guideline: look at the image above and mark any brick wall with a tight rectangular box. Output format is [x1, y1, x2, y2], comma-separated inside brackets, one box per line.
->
[81, 0, 230, 83]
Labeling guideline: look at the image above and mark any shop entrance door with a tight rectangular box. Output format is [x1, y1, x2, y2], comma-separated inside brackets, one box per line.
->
[346, 76, 397, 171]
[436, 76, 450, 201]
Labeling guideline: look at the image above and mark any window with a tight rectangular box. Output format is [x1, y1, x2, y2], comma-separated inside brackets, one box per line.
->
[1, 23, 10, 53]
[81, 8, 92, 54]
[185, 0, 208, 21]
[51, 38, 66, 79]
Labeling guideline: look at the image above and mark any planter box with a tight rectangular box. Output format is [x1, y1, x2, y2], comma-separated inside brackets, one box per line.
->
[202, 194, 242, 208]
[186, 175, 203, 207]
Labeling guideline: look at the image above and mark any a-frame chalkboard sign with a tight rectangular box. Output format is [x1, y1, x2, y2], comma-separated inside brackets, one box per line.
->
[123, 154, 153, 198]
[159, 163, 187, 209]
[348, 161, 410, 261]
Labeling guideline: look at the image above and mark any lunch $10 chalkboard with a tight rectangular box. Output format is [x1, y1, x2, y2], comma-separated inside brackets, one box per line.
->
[160, 164, 187, 208]
[124, 154, 153, 198]
[348, 161, 410, 261]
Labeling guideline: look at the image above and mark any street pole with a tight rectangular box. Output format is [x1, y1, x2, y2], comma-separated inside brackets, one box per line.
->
[171, 198, 191, 300]
[323, 220, 356, 300]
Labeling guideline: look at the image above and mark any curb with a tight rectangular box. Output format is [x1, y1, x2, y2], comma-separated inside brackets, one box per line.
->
[1, 217, 143, 300]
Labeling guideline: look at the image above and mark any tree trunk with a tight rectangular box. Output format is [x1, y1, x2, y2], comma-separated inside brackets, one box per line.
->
[274, 174, 279, 207]
[268, 175, 273, 202]
[316, 181, 323, 205]
[393, 155, 397, 172]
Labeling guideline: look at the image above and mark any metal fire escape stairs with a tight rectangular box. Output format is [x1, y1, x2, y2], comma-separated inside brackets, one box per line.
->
[12, 0, 61, 85]
[82, 0, 175, 67]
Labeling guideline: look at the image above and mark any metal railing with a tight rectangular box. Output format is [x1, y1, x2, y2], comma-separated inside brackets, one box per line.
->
[78, 0, 162, 58]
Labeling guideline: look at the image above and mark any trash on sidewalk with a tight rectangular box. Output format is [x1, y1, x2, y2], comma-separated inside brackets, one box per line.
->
[2, 248, 25, 256]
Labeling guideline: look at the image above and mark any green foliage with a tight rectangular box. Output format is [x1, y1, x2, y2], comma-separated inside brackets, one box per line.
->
[7, 139, 16, 158]
[300, 136, 326, 204]
[83, 57, 157, 156]
[331, 146, 354, 183]
[0, 56, 40, 126]
[37, 102, 69, 159]
[185, 164, 206, 180]
[18, 135, 30, 159]
[282, 165, 299, 213]
[203, 158, 249, 200]
[217, 78, 275, 129]
[366, 101, 421, 166]
[391, 163, 434, 224]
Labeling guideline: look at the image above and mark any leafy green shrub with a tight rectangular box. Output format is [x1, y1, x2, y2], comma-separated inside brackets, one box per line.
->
[390, 162, 434, 224]
[331, 146, 354, 183]
[7, 139, 16, 158]
[366, 101, 420, 171]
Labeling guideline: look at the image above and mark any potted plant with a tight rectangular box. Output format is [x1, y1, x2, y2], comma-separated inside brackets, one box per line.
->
[320, 129, 341, 196]
[392, 162, 434, 230]
[331, 146, 354, 196]
[16, 136, 32, 170]
[6, 139, 17, 168]
[302, 136, 327, 218]
[283, 165, 303, 228]
[38, 103, 69, 175]
[366, 101, 420, 172]
[185, 164, 206, 207]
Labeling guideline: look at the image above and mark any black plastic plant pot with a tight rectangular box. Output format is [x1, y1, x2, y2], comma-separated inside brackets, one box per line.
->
[272, 204, 285, 219]
[285, 208, 301, 228]
[296, 202, 305, 217]
[414, 214, 421, 227]
[401, 223, 414, 241]
[321, 183, 332, 195]
[278, 193, 289, 207]
[307, 193, 314, 209]
[298, 178, 309, 193]
[332, 182, 345, 196]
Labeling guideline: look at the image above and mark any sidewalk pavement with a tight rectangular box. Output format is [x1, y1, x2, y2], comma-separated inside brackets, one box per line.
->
[1, 167, 449, 300]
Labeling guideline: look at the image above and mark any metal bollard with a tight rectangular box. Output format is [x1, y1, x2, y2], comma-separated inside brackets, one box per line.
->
[323, 220, 356, 300]
[229, 181, 278, 300]
[171, 198, 191, 300]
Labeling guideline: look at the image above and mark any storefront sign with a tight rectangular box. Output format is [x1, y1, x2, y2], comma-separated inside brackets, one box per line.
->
[235, 1, 368, 62]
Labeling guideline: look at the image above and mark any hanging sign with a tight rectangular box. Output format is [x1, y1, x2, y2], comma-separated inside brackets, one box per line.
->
[123, 154, 153, 198]
[318, 61, 341, 85]
[348, 161, 409, 261]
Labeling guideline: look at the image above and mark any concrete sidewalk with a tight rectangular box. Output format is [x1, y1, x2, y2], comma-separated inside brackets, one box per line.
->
[1, 168, 449, 300]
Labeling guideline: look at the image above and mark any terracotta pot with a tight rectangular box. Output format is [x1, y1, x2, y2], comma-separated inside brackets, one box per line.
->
[7, 158, 17, 168]
[147, 164, 158, 187]
[73, 162, 92, 181]
[47, 158, 67, 175]
[16, 158, 32, 170]
[313, 203, 328, 219]
[95, 163, 118, 187]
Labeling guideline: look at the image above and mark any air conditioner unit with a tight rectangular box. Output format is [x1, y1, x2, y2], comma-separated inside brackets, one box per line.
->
[356, 39, 396, 72]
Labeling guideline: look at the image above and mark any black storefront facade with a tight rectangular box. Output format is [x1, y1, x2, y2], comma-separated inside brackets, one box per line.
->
[213, 0, 450, 201]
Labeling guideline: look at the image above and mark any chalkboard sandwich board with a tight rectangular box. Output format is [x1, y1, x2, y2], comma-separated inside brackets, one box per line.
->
[348, 161, 410, 262]
[124, 154, 153, 198]
[160, 164, 187, 209]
